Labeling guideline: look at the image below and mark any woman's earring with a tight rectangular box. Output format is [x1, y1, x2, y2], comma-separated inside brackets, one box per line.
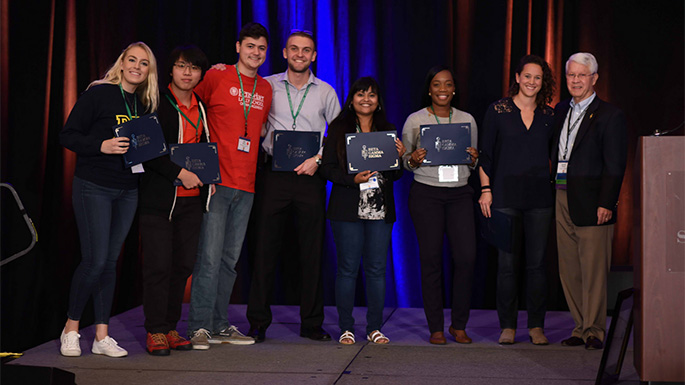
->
[453, 92, 456, 95]
[428, 92, 432, 96]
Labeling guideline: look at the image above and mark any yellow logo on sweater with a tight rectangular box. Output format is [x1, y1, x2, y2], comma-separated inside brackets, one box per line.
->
[115, 115, 139, 124]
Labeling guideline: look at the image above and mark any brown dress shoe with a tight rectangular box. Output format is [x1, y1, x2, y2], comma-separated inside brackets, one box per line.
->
[429, 331, 446, 345]
[585, 336, 603, 350]
[448, 326, 472, 344]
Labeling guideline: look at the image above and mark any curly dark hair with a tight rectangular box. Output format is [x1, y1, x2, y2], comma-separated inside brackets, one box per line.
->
[508, 55, 555, 108]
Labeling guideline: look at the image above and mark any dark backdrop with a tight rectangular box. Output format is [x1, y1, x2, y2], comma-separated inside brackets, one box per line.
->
[1, 0, 683, 352]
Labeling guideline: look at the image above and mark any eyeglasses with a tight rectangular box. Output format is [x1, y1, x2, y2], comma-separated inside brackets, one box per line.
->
[174, 62, 202, 72]
[566, 73, 594, 80]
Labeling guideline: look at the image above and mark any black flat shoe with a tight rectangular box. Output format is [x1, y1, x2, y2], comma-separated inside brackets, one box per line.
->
[561, 336, 584, 346]
[300, 327, 331, 341]
[247, 327, 266, 343]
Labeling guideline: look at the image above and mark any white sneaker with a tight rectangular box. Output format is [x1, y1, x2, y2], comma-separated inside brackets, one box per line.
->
[60, 330, 81, 357]
[91, 336, 128, 357]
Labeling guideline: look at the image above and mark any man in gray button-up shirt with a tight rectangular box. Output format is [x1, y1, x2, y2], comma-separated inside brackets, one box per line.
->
[247, 30, 341, 343]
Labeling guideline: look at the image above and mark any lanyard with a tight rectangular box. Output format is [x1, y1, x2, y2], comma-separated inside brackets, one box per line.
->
[285, 81, 313, 130]
[119, 83, 138, 120]
[236, 65, 258, 137]
[165, 93, 202, 142]
[562, 105, 589, 160]
[355, 124, 375, 133]
[430, 105, 452, 124]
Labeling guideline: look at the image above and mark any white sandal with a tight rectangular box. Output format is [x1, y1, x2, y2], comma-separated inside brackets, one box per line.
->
[339, 330, 355, 345]
[367, 330, 389, 344]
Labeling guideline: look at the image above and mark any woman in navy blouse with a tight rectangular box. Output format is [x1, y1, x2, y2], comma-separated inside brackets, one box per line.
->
[478, 55, 555, 345]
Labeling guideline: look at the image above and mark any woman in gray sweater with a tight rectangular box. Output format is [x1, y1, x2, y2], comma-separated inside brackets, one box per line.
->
[402, 65, 478, 345]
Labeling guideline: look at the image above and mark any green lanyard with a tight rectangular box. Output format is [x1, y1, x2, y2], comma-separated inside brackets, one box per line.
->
[285, 81, 313, 130]
[119, 83, 138, 120]
[165, 93, 202, 142]
[430, 105, 452, 124]
[355, 124, 375, 133]
[236, 65, 258, 136]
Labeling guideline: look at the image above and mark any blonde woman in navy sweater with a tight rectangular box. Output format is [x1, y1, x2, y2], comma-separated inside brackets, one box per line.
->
[59, 42, 159, 357]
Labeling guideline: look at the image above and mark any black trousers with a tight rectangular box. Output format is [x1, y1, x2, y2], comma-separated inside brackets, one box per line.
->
[408, 181, 476, 333]
[141, 196, 203, 334]
[246, 164, 326, 330]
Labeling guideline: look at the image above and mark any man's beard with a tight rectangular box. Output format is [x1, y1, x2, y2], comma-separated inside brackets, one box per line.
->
[288, 62, 310, 73]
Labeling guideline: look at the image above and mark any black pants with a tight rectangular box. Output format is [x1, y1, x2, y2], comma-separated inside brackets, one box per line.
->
[408, 181, 476, 333]
[494, 207, 552, 329]
[141, 196, 203, 334]
[246, 164, 326, 330]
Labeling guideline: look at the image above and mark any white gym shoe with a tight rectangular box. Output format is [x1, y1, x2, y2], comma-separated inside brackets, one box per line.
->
[91, 336, 128, 357]
[60, 330, 81, 357]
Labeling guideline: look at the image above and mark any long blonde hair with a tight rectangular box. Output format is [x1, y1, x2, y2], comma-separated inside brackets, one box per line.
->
[88, 41, 159, 112]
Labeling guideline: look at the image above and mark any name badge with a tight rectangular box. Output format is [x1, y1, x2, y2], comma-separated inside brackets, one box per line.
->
[131, 164, 145, 173]
[360, 176, 380, 191]
[556, 161, 568, 174]
[238, 137, 251, 153]
[555, 160, 568, 189]
[438, 165, 459, 182]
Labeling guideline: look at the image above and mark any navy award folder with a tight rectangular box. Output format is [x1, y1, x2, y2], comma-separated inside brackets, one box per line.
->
[112, 113, 168, 168]
[169, 142, 221, 186]
[345, 131, 400, 174]
[272, 130, 321, 171]
[419, 123, 472, 165]
[479, 210, 520, 253]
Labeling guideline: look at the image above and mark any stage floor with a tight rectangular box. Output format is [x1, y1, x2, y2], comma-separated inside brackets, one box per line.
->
[9, 305, 639, 384]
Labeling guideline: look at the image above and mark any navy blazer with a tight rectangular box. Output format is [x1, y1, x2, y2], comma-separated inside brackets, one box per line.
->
[550, 96, 627, 226]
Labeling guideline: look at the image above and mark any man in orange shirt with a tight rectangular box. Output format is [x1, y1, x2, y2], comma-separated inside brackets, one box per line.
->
[140, 45, 210, 356]
[187, 23, 273, 350]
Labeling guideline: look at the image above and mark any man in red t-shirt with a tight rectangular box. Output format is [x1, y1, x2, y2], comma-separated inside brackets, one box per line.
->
[187, 22, 273, 350]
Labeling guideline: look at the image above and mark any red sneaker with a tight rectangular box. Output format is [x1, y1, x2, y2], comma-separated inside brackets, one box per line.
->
[146, 332, 170, 356]
[166, 330, 193, 350]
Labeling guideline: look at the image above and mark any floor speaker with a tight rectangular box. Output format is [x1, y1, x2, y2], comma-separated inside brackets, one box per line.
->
[1, 364, 76, 385]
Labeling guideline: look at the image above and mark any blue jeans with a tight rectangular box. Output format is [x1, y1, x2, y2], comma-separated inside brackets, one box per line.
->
[330, 219, 393, 335]
[187, 185, 254, 335]
[67, 177, 138, 324]
[494, 207, 553, 329]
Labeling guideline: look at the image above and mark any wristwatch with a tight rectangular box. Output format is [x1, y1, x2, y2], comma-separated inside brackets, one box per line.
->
[315, 156, 322, 165]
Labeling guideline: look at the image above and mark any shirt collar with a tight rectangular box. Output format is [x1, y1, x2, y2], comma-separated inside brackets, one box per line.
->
[569, 92, 596, 111]
[167, 84, 198, 109]
[280, 69, 318, 88]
